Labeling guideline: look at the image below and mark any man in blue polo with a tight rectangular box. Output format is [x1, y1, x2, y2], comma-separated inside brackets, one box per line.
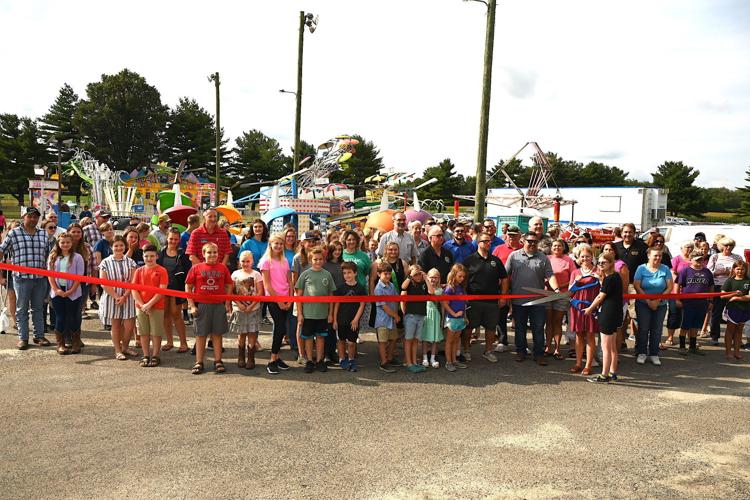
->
[505, 232, 561, 366]
[443, 221, 474, 264]
[471, 218, 504, 254]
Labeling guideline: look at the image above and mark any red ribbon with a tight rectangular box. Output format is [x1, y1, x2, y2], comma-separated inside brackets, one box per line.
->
[0, 263, 735, 304]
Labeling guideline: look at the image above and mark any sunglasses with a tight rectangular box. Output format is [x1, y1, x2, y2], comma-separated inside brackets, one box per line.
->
[46, 226, 57, 230]
[478, 239, 491, 244]
[526, 240, 539, 244]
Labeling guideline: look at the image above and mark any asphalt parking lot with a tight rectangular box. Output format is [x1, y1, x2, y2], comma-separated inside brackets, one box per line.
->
[1, 316, 749, 499]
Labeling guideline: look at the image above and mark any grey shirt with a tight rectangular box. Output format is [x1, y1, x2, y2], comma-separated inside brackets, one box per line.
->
[323, 260, 345, 288]
[505, 248, 554, 305]
[377, 230, 418, 264]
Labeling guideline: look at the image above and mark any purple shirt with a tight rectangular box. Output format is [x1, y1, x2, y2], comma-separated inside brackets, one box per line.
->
[444, 284, 466, 318]
[677, 266, 714, 306]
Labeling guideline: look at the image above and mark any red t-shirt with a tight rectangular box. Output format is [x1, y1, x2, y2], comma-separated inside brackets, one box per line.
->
[185, 262, 232, 303]
[132, 264, 169, 310]
[492, 243, 521, 265]
[186, 224, 232, 262]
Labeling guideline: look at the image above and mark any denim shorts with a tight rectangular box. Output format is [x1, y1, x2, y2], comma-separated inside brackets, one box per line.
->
[403, 313, 425, 341]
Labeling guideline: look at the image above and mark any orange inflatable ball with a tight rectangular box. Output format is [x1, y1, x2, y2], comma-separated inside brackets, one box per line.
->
[365, 210, 395, 233]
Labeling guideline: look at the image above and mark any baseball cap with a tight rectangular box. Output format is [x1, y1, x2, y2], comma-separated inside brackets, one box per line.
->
[694, 232, 706, 242]
[506, 225, 521, 234]
[689, 250, 704, 261]
[94, 209, 111, 218]
[157, 214, 171, 223]
[24, 207, 41, 217]
[302, 231, 319, 240]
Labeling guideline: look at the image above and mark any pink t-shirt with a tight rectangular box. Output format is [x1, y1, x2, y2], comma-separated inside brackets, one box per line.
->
[549, 254, 576, 291]
[671, 255, 691, 275]
[259, 255, 290, 296]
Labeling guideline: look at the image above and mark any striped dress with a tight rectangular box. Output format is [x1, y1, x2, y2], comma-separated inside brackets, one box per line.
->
[99, 255, 137, 322]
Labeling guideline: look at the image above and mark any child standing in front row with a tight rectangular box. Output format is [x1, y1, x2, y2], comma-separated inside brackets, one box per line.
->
[722, 260, 750, 361]
[400, 264, 432, 373]
[295, 247, 336, 373]
[131, 245, 169, 367]
[333, 261, 366, 372]
[421, 268, 445, 369]
[374, 262, 400, 373]
[443, 264, 468, 372]
[231, 251, 264, 370]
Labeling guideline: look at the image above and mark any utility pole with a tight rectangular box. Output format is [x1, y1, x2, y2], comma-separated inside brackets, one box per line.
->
[209, 72, 221, 197]
[473, 0, 497, 221]
[293, 11, 305, 173]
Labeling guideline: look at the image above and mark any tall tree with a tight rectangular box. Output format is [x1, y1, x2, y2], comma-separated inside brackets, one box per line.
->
[738, 166, 750, 215]
[651, 161, 705, 216]
[163, 97, 229, 177]
[228, 130, 290, 197]
[580, 161, 630, 186]
[487, 157, 528, 189]
[40, 83, 83, 201]
[415, 158, 464, 202]
[330, 135, 384, 196]
[0, 115, 50, 204]
[73, 68, 168, 170]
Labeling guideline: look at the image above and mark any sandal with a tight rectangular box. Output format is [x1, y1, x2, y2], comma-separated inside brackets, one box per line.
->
[124, 348, 139, 357]
[582, 367, 592, 376]
[569, 365, 582, 374]
[177, 346, 189, 353]
[161, 344, 173, 352]
[115, 352, 127, 361]
[139, 356, 150, 367]
[149, 356, 161, 367]
[214, 360, 226, 373]
[553, 352, 564, 360]
[191, 362, 204, 375]
[658, 343, 669, 351]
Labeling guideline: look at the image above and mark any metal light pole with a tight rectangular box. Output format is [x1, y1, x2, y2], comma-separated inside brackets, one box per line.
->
[208, 72, 221, 198]
[293, 11, 318, 173]
[469, 0, 497, 221]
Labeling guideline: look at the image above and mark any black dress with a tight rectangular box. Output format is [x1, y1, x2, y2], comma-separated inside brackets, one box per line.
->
[598, 273, 623, 334]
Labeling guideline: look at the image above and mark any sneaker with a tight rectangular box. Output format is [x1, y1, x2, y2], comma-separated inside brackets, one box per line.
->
[348, 359, 358, 372]
[275, 359, 290, 371]
[494, 344, 507, 353]
[454, 361, 468, 369]
[407, 364, 421, 373]
[457, 354, 467, 363]
[636, 354, 647, 364]
[431, 359, 440, 369]
[340, 358, 351, 370]
[482, 351, 498, 363]
[415, 364, 427, 372]
[464, 351, 472, 361]
[649, 355, 661, 366]
[608, 373, 618, 382]
[587, 374, 610, 383]
[379, 363, 396, 373]
[445, 362, 457, 372]
[316, 361, 327, 372]
[743, 343, 750, 352]
[266, 361, 280, 375]
[297, 355, 307, 365]
[678, 347, 688, 356]
[421, 358, 429, 367]
[688, 347, 705, 356]
[17, 339, 29, 350]
[304, 361, 315, 373]
[627, 334, 636, 342]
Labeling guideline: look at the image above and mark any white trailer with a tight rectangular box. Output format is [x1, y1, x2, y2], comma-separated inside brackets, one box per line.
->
[486, 186, 668, 232]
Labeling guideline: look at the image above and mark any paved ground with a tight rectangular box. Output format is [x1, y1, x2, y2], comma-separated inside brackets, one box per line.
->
[1, 315, 749, 499]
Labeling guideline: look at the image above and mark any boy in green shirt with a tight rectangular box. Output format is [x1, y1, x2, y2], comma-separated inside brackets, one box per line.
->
[295, 247, 336, 373]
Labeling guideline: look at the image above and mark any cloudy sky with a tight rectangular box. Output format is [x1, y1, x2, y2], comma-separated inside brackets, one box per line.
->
[2, 0, 748, 188]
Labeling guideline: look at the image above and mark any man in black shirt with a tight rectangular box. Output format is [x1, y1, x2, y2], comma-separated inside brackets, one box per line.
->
[418, 226, 454, 283]
[463, 235, 509, 363]
[614, 223, 648, 281]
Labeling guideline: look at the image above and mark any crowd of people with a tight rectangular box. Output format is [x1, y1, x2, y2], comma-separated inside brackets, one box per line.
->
[1, 207, 749, 383]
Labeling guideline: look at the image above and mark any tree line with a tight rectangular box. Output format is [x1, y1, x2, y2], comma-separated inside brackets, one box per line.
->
[0, 68, 746, 215]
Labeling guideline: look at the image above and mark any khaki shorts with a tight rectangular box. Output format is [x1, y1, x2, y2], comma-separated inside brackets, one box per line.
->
[376, 327, 398, 343]
[136, 309, 165, 337]
[626, 284, 637, 319]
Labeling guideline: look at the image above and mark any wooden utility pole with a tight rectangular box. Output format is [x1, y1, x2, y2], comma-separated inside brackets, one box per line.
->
[474, 0, 497, 221]
[209, 72, 221, 196]
[293, 11, 305, 173]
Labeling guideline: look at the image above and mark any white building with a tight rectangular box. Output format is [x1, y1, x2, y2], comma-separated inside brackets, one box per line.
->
[486, 186, 669, 231]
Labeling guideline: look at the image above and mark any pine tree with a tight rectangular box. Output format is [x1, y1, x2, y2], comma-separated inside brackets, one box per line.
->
[738, 166, 750, 215]
[40, 83, 82, 201]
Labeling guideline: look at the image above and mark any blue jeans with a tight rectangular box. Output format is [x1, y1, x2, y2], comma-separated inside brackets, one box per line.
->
[513, 304, 546, 358]
[635, 301, 667, 356]
[51, 295, 81, 337]
[14, 277, 47, 341]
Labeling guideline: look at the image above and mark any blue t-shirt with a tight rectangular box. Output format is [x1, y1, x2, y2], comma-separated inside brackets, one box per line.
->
[634, 263, 671, 304]
[94, 239, 112, 261]
[239, 238, 269, 271]
[374, 280, 398, 329]
[284, 249, 295, 268]
[179, 231, 191, 251]
[443, 239, 474, 264]
[444, 284, 466, 319]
